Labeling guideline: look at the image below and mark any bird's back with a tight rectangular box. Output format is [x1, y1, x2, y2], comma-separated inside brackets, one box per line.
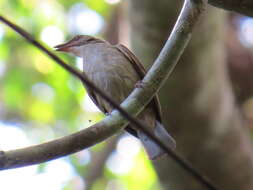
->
[82, 43, 140, 113]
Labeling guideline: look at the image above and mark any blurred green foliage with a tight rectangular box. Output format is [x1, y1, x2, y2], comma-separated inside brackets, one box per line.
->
[0, 0, 160, 189]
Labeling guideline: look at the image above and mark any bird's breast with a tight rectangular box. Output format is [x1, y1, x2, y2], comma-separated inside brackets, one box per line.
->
[82, 44, 140, 102]
[80, 43, 142, 112]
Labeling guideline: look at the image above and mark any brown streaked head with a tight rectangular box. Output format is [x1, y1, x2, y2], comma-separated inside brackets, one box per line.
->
[54, 35, 104, 52]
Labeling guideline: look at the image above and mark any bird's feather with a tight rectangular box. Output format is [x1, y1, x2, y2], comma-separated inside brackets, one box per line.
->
[114, 44, 163, 122]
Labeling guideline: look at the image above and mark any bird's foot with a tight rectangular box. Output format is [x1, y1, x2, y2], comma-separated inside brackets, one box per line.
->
[105, 112, 111, 116]
[135, 81, 145, 88]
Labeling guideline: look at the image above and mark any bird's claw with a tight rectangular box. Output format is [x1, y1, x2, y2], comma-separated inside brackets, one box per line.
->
[135, 81, 145, 88]
[105, 112, 111, 116]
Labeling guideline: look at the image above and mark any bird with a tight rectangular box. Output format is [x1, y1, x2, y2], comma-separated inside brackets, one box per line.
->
[55, 35, 176, 160]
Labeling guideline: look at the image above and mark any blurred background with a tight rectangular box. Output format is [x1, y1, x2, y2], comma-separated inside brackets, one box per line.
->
[1, 0, 253, 190]
[0, 0, 158, 190]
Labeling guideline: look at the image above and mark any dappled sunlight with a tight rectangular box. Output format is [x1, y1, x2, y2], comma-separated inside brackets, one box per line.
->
[116, 134, 141, 158]
[0, 159, 77, 190]
[35, 0, 65, 23]
[31, 82, 55, 103]
[40, 25, 65, 47]
[105, 0, 121, 5]
[106, 134, 141, 175]
[76, 149, 91, 165]
[68, 3, 104, 35]
[33, 54, 55, 74]
[238, 17, 253, 47]
[28, 100, 54, 123]
[0, 123, 29, 150]
[106, 151, 135, 175]
[0, 123, 78, 190]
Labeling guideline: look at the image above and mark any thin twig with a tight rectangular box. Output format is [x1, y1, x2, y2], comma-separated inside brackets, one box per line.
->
[0, 0, 220, 190]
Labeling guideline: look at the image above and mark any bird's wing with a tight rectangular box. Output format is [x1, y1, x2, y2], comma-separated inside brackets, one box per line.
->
[82, 80, 107, 114]
[115, 44, 162, 121]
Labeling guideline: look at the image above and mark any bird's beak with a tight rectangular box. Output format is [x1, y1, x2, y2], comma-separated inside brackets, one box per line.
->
[54, 41, 76, 52]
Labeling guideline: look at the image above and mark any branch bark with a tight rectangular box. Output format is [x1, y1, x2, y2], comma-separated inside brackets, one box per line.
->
[0, 117, 122, 170]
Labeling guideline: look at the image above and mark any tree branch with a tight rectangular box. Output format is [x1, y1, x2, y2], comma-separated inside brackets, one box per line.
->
[0, 1, 220, 190]
[208, 0, 253, 17]
[0, 118, 121, 169]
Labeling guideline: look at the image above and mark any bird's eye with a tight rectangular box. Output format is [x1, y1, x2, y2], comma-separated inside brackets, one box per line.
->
[74, 36, 80, 40]
[72, 35, 82, 41]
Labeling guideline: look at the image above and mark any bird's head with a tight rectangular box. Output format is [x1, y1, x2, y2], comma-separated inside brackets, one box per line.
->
[54, 35, 104, 57]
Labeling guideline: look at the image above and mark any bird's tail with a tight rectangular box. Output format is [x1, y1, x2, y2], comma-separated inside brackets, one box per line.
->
[137, 121, 176, 160]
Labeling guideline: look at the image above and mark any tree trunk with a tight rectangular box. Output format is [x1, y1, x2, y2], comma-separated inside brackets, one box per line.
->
[129, 1, 253, 189]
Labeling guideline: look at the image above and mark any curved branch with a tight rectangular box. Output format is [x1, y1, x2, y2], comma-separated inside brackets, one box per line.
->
[0, 1, 219, 190]
[0, 117, 122, 170]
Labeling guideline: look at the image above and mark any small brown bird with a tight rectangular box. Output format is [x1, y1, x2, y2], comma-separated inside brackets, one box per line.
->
[55, 35, 176, 160]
